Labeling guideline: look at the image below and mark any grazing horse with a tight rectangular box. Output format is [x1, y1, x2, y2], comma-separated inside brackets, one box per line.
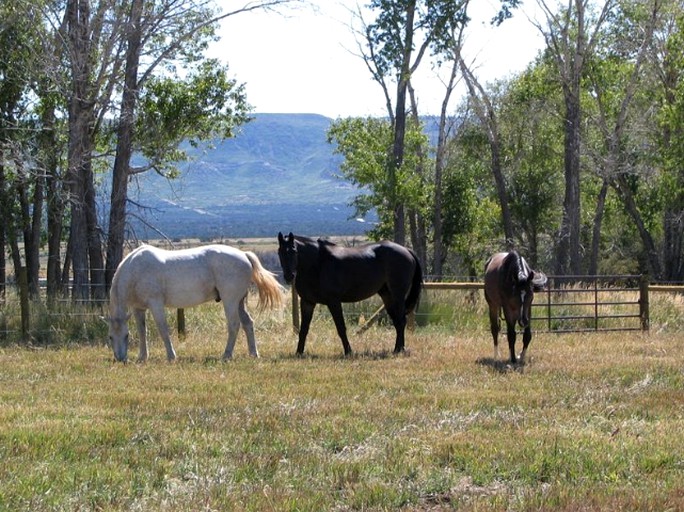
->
[277, 232, 423, 356]
[484, 251, 547, 364]
[107, 244, 283, 362]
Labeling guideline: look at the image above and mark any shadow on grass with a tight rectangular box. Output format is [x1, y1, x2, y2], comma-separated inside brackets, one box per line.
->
[269, 348, 412, 362]
[475, 356, 526, 374]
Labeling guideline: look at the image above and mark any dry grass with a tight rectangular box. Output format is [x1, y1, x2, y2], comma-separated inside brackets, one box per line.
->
[0, 294, 683, 511]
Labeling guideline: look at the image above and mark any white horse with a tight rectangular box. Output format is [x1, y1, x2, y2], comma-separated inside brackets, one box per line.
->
[107, 244, 283, 362]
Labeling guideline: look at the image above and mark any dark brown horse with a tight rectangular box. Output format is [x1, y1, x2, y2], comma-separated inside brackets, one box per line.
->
[484, 251, 547, 364]
[277, 232, 423, 356]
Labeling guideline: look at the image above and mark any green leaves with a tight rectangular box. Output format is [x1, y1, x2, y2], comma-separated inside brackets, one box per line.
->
[327, 116, 430, 240]
[137, 59, 252, 174]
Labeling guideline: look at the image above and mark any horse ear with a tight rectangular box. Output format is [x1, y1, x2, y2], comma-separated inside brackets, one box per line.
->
[288, 232, 294, 239]
[278, 232, 284, 243]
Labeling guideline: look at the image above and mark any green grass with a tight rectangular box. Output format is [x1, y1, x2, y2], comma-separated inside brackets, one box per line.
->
[0, 292, 683, 511]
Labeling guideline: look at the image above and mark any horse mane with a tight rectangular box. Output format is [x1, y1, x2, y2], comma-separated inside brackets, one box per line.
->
[292, 234, 317, 244]
[317, 238, 336, 247]
[504, 251, 548, 290]
[503, 251, 530, 284]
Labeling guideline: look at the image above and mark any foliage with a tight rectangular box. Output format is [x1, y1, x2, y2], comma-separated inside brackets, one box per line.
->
[136, 59, 252, 177]
[327, 116, 430, 240]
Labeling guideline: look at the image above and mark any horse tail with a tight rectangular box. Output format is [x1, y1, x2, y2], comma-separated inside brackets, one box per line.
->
[244, 251, 284, 310]
[405, 250, 423, 314]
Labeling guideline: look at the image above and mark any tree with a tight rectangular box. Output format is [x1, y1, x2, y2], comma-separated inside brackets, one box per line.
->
[103, 0, 295, 290]
[584, 0, 664, 277]
[459, 59, 515, 248]
[327, 117, 429, 242]
[534, 0, 615, 275]
[0, 0, 53, 297]
[358, 0, 472, 245]
[653, 5, 684, 280]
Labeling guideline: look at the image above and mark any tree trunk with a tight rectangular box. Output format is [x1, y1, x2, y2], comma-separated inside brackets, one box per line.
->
[85, 159, 104, 300]
[391, 78, 407, 246]
[431, 60, 460, 277]
[612, 175, 662, 279]
[663, 203, 683, 281]
[588, 178, 609, 275]
[388, 1, 416, 246]
[557, 85, 583, 277]
[460, 58, 514, 245]
[15, 171, 40, 297]
[43, 103, 65, 302]
[66, 0, 93, 302]
[0, 163, 5, 298]
[28, 170, 44, 298]
[106, 0, 143, 290]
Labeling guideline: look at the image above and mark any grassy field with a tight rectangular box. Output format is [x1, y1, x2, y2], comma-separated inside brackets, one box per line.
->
[0, 295, 683, 511]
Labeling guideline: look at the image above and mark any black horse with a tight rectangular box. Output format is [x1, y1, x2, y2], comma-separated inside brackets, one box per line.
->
[277, 232, 423, 356]
[484, 251, 547, 364]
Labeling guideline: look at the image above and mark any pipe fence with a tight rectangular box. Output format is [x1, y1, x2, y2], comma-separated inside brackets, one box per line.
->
[1, 270, 683, 342]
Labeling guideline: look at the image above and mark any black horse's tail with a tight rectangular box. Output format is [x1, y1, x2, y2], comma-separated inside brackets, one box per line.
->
[405, 250, 423, 314]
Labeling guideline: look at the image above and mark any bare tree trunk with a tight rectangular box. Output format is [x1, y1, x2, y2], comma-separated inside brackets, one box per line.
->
[85, 160, 104, 300]
[558, 90, 582, 276]
[588, 179, 609, 275]
[536, 0, 614, 277]
[387, 1, 419, 246]
[43, 105, 65, 302]
[15, 169, 40, 297]
[0, 164, 6, 298]
[612, 175, 662, 279]
[663, 205, 683, 281]
[66, 0, 93, 302]
[432, 58, 460, 277]
[28, 171, 44, 298]
[405, 84, 428, 269]
[391, 80, 408, 246]
[106, 0, 143, 290]
[460, 58, 514, 246]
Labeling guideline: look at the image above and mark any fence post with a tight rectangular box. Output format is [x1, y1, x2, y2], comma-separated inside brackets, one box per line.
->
[639, 274, 649, 332]
[291, 286, 299, 333]
[177, 308, 186, 338]
[18, 266, 30, 341]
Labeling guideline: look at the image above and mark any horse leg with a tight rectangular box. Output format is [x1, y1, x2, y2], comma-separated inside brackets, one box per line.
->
[133, 309, 148, 363]
[506, 321, 517, 364]
[488, 308, 500, 360]
[383, 298, 407, 353]
[149, 303, 176, 362]
[222, 301, 242, 360]
[519, 325, 532, 364]
[327, 302, 352, 356]
[237, 296, 259, 358]
[297, 299, 316, 355]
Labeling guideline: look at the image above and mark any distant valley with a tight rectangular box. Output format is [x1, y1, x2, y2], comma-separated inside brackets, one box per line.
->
[115, 113, 375, 240]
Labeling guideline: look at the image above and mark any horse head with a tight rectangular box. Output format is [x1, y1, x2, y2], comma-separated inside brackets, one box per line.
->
[107, 314, 131, 362]
[277, 232, 298, 284]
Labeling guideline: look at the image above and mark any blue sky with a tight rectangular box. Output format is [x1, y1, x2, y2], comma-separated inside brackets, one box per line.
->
[210, 1, 545, 118]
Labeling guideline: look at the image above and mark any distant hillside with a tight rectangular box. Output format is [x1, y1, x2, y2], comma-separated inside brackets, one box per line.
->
[120, 113, 374, 239]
